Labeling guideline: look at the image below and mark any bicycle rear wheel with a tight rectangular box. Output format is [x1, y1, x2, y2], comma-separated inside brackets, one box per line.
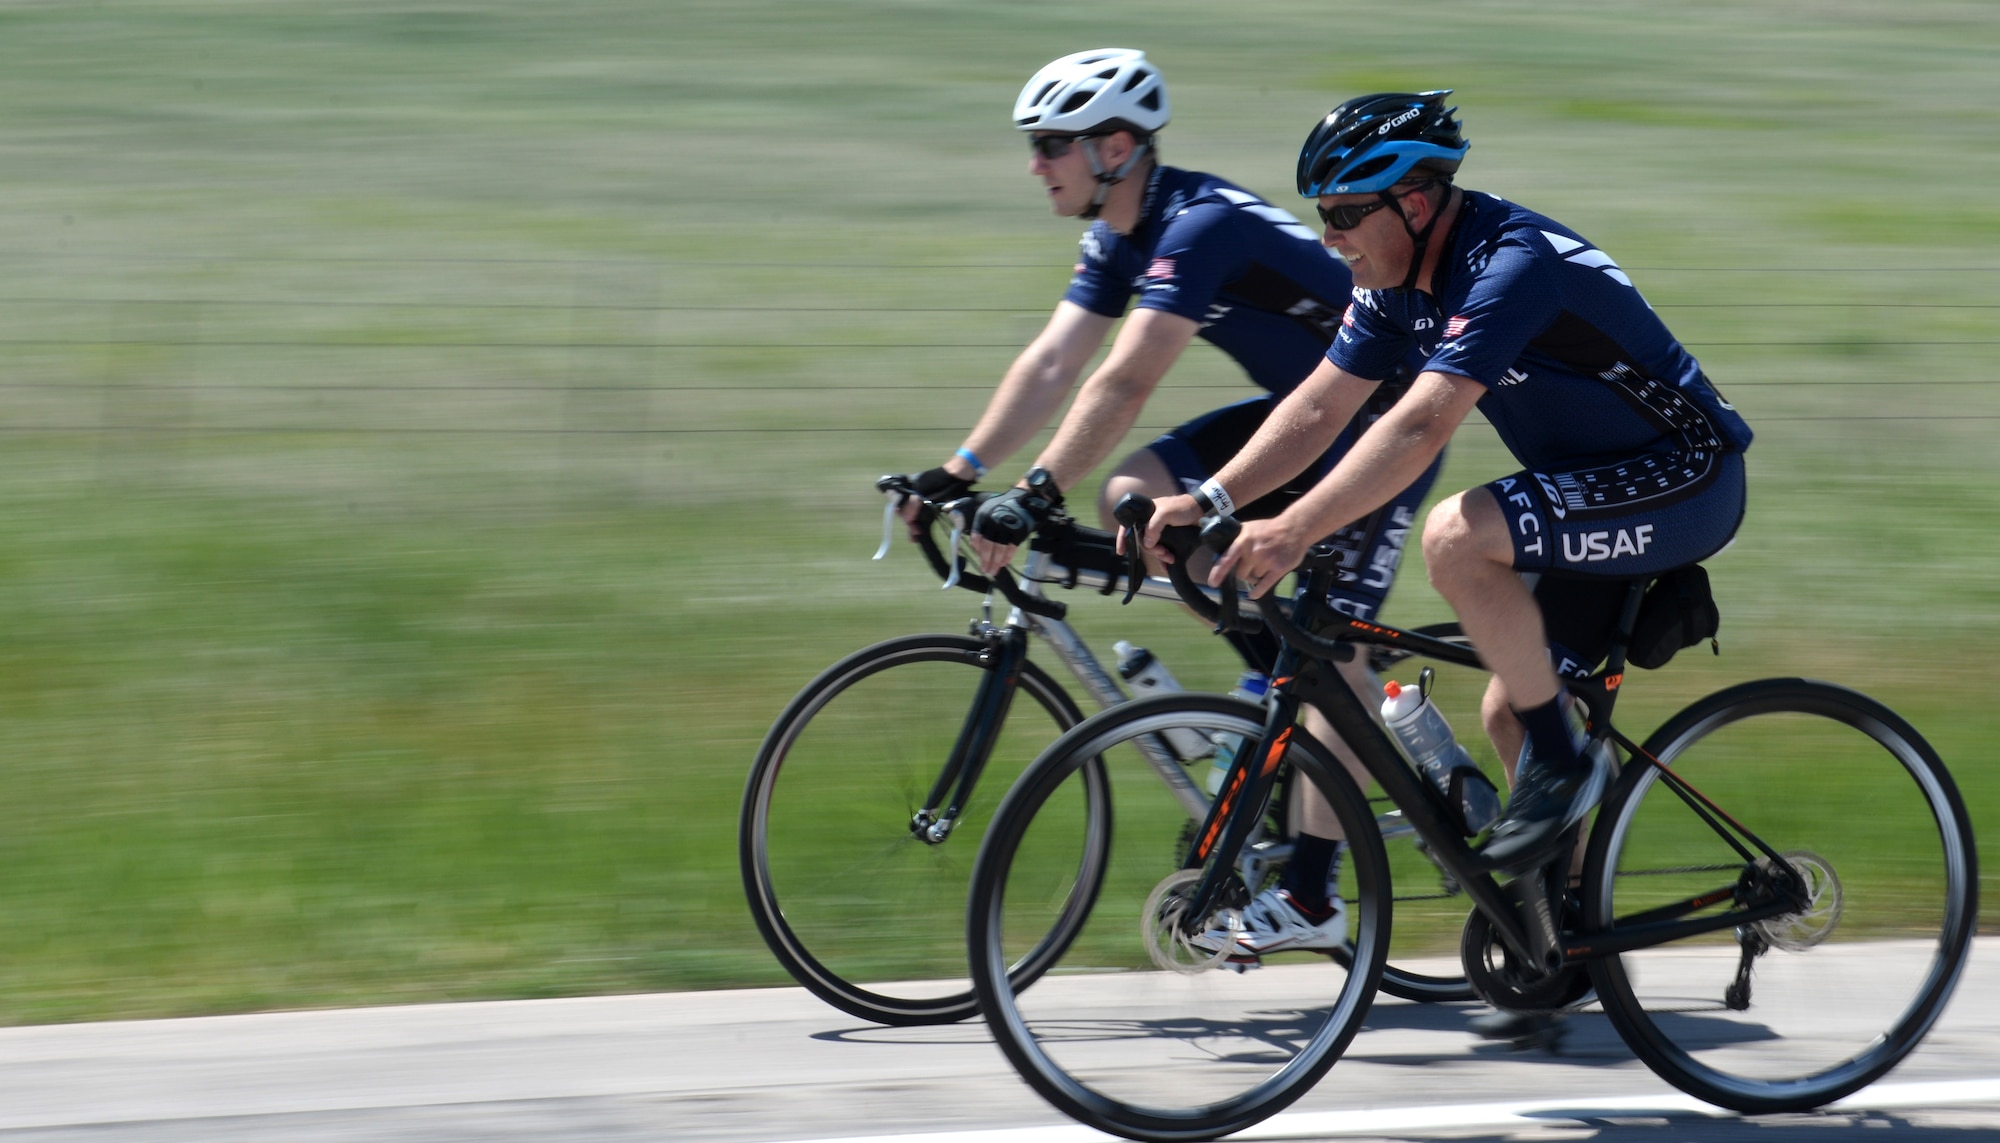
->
[1584, 678, 1976, 1112]
[968, 693, 1388, 1142]
[741, 633, 1107, 1026]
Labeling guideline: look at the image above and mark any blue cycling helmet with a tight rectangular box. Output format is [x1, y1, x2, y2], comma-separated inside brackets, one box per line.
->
[1296, 90, 1468, 198]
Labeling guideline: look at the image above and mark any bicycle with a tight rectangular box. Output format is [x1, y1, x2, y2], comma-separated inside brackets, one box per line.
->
[965, 498, 1976, 1142]
[739, 477, 1484, 1027]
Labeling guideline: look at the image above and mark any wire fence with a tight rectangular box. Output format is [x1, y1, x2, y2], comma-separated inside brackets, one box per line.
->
[3, 258, 1994, 437]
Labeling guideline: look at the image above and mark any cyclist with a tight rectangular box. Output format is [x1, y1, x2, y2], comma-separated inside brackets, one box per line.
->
[1142, 91, 1752, 982]
[902, 49, 1441, 958]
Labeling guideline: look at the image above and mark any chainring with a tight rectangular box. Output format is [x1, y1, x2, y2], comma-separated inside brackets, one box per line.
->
[1461, 903, 1592, 1011]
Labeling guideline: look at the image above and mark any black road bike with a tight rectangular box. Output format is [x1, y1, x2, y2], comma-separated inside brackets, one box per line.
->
[966, 499, 1976, 1142]
[740, 478, 1484, 1027]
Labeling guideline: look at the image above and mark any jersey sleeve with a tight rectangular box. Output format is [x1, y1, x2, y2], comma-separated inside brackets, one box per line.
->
[1059, 226, 1131, 319]
[1422, 241, 1563, 387]
[1126, 203, 1240, 323]
[1325, 290, 1417, 382]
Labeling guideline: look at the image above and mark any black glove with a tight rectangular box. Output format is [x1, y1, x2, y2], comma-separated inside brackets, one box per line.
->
[974, 467, 1064, 546]
[909, 466, 975, 506]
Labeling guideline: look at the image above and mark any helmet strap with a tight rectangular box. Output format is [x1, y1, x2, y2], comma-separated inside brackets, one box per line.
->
[1078, 136, 1152, 221]
[1393, 182, 1448, 294]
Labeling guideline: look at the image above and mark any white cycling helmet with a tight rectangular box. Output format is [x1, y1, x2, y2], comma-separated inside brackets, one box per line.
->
[1013, 48, 1170, 136]
[1014, 49, 1168, 219]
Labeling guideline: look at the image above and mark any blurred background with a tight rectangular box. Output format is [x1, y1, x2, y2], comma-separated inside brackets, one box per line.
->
[0, 0, 1995, 1023]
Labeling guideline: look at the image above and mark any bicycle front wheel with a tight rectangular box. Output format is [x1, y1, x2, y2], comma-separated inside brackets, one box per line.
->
[741, 633, 1106, 1026]
[969, 693, 1388, 1142]
[1584, 678, 1976, 1112]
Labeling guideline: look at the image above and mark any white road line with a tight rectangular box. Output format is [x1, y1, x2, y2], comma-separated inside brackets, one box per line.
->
[767, 1077, 2000, 1143]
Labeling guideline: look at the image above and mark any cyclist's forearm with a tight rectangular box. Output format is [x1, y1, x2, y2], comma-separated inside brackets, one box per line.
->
[956, 350, 1078, 476]
[1030, 368, 1156, 490]
[1209, 363, 1375, 507]
[952, 303, 1111, 478]
[1029, 307, 1195, 490]
[1280, 370, 1476, 540]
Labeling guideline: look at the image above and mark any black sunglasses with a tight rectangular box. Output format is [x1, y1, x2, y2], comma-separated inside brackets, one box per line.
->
[1028, 133, 1103, 160]
[1315, 181, 1438, 230]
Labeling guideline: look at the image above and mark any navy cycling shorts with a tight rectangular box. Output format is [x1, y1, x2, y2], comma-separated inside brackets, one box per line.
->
[1147, 395, 1443, 622]
[1486, 448, 1745, 678]
[1485, 448, 1745, 577]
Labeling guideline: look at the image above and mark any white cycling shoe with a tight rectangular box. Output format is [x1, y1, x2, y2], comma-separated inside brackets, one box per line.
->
[1195, 888, 1348, 962]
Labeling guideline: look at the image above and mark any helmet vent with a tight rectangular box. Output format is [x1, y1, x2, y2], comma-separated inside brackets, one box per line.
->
[1342, 155, 1398, 185]
[1014, 49, 1171, 138]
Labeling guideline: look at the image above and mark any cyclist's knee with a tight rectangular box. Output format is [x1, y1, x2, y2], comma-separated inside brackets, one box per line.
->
[1099, 450, 1178, 529]
[1422, 489, 1512, 587]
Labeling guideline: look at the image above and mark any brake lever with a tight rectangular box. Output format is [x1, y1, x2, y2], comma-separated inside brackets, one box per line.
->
[873, 475, 913, 561]
[1110, 493, 1156, 607]
[874, 494, 899, 561]
[1200, 514, 1244, 634]
[940, 497, 975, 590]
[1119, 525, 1145, 605]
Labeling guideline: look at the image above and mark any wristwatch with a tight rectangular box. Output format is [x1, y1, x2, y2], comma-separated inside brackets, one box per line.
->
[1022, 466, 1064, 507]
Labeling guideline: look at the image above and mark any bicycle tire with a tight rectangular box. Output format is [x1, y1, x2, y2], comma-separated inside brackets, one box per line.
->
[741, 633, 1109, 1026]
[968, 693, 1389, 1142]
[1583, 678, 1976, 1113]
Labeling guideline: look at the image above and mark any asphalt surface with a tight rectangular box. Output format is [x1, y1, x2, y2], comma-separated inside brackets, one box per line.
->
[2, 942, 1999, 1141]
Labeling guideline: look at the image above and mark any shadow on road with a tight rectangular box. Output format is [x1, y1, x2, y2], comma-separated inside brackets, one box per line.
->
[1343, 1109, 2000, 1142]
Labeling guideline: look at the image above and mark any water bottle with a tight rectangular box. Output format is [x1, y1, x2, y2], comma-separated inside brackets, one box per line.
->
[1206, 670, 1271, 796]
[1380, 671, 1501, 836]
[1114, 641, 1212, 761]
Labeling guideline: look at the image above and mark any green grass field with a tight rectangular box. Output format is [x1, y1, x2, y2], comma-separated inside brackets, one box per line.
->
[0, 0, 1997, 1023]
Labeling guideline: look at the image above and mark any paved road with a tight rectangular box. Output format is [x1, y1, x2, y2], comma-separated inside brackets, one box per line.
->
[2, 942, 1999, 1141]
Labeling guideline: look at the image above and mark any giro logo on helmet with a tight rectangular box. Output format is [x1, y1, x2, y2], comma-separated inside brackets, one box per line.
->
[1377, 107, 1423, 136]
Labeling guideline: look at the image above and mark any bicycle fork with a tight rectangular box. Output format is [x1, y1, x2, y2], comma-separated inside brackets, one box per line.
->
[1174, 682, 1300, 929]
[910, 623, 1030, 845]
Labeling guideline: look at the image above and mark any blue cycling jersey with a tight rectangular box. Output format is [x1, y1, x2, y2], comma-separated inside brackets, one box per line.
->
[1064, 166, 1354, 393]
[1328, 191, 1753, 470]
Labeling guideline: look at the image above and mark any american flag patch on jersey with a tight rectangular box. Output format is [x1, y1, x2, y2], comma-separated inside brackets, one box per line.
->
[1445, 315, 1470, 338]
[1146, 258, 1176, 280]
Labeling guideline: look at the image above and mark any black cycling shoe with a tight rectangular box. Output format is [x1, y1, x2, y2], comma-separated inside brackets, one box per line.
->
[1468, 1009, 1570, 1052]
[1479, 747, 1611, 874]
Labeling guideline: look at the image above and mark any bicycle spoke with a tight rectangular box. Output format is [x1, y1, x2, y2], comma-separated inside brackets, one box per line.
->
[1586, 679, 1975, 1112]
[971, 695, 1389, 1139]
[743, 635, 1096, 1025]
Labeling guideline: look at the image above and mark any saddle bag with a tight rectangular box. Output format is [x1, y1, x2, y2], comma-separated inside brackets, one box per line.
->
[1627, 564, 1721, 670]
